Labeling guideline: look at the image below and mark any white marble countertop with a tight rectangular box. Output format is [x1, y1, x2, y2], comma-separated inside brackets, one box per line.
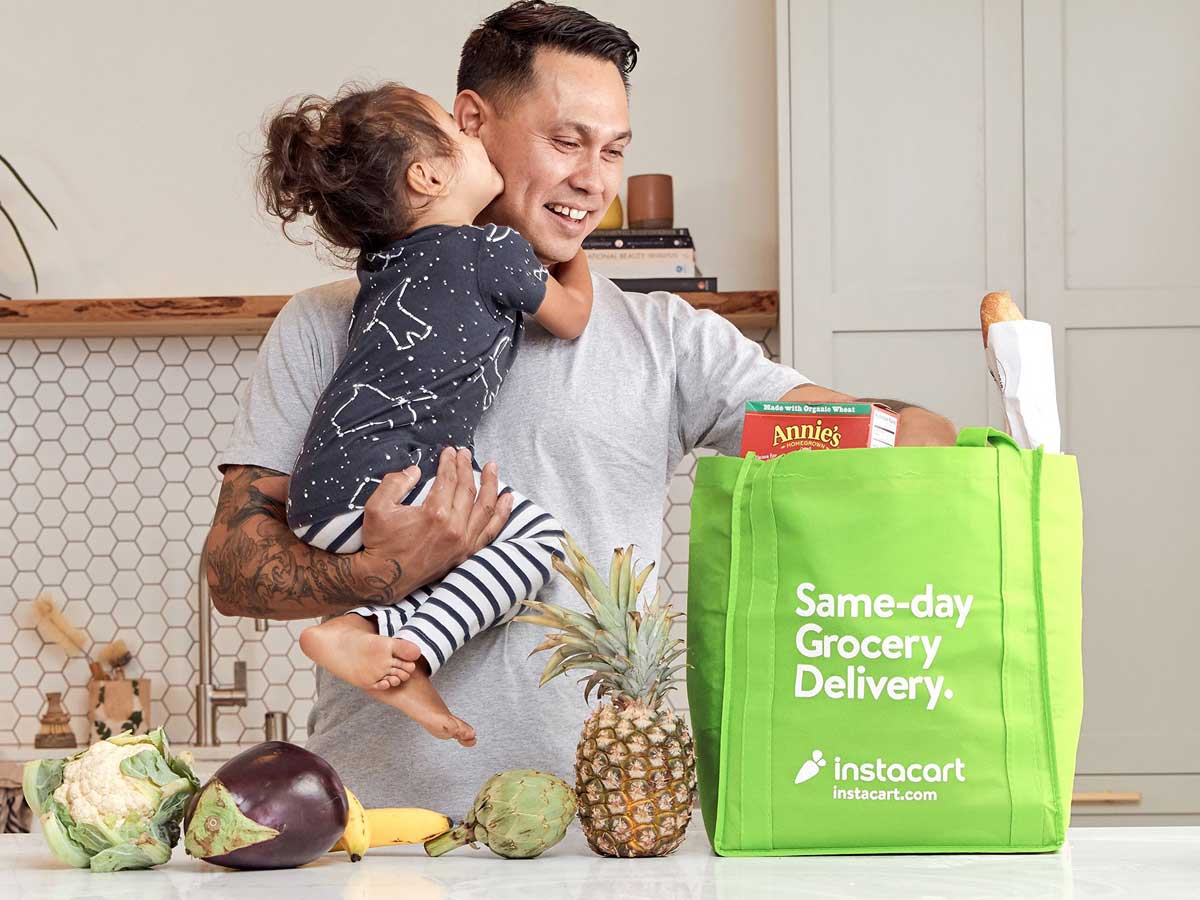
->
[2, 826, 1198, 899]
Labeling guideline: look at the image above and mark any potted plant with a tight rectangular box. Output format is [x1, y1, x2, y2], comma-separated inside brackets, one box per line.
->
[1, 152, 57, 299]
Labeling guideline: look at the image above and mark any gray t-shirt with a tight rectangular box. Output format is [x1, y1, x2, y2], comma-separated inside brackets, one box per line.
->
[219, 273, 808, 813]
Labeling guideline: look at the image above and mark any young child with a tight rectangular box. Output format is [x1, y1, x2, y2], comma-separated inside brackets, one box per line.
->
[257, 82, 593, 746]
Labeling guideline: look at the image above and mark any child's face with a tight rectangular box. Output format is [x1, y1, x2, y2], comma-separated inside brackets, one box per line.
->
[423, 95, 503, 214]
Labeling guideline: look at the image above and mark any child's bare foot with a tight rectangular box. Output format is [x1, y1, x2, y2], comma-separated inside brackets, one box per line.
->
[300, 615, 422, 691]
[367, 665, 476, 747]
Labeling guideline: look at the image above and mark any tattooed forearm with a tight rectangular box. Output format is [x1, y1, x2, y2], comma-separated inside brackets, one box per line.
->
[204, 465, 406, 620]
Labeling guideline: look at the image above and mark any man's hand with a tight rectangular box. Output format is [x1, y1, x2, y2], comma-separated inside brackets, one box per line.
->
[360, 447, 514, 590]
[891, 406, 958, 446]
[205, 448, 512, 620]
[780, 384, 958, 447]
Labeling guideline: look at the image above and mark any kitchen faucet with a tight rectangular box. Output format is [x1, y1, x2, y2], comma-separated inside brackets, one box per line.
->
[194, 542, 248, 745]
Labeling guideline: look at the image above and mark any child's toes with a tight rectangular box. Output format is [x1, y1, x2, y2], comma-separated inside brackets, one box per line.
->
[391, 638, 424, 663]
[390, 665, 411, 683]
[453, 718, 476, 747]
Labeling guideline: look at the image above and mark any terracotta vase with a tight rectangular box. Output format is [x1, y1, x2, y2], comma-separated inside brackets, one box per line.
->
[626, 174, 674, 228]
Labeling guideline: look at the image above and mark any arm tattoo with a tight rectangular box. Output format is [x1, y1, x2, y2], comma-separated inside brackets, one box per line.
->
[205, 465, 407, 620]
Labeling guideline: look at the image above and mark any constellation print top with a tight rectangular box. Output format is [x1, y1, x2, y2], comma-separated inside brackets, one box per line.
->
[284, 223, 549, 530]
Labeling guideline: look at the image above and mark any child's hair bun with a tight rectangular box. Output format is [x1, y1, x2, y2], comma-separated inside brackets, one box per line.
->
[256, 83, 459, 262]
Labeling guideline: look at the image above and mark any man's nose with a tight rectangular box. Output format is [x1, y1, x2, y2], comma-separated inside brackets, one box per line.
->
[567, 153, 605, 197]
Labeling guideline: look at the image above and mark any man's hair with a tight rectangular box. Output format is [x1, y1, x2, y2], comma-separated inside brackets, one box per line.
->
[458, 1, 638, 109]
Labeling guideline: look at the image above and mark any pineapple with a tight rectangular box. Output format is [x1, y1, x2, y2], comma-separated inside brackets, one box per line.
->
[516, 535, 697, 858]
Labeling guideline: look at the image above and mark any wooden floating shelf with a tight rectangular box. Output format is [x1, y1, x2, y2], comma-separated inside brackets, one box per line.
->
[0, 290, 778, 338]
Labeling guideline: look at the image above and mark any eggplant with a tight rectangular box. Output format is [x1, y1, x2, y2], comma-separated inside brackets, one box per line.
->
[183, 741, 348, 870]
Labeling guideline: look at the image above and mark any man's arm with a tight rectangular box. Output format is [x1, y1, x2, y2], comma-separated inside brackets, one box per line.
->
[781, 384, 958, 447]
[205, 449, 512, 620]
[205, 465, 385, 619]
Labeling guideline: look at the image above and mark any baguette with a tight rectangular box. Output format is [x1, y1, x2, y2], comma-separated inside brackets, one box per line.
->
[980, 291, 1023, 347]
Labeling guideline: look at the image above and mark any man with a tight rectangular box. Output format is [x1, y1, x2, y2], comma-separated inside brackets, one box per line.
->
[207, 1, 956, 814]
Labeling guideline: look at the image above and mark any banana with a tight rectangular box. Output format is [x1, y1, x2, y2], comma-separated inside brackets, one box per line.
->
[333, 788, 370, 861]
[364, 807, 454, 846]
[330, 790, 452, 861]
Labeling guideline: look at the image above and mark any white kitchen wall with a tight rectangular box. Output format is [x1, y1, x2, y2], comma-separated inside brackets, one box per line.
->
[0, 328, 778, 746]
[0, 0, 778, 298]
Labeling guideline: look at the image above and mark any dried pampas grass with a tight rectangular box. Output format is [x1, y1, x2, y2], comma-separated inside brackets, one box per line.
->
[32, 593, 90, 658]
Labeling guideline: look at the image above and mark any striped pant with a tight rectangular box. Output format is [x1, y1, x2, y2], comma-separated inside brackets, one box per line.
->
[293, 473, 564, 675]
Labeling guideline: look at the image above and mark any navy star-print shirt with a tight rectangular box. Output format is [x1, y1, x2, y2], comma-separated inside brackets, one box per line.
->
[285, 223, 548, 529]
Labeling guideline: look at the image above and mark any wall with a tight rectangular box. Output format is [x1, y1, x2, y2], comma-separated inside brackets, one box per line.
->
[0, 0, 778, 298]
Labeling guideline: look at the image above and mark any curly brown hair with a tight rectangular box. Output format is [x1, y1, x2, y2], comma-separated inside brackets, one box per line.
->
[257, 83, 458, 263]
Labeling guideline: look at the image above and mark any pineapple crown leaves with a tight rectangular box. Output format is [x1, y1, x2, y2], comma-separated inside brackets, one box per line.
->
[515, 533, 687, 708]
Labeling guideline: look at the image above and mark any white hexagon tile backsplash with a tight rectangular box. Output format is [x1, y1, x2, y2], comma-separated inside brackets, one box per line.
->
[0, 327, 779, 746]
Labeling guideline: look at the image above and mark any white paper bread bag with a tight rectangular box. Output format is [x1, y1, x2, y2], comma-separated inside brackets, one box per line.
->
[980, 292, 1062, 453]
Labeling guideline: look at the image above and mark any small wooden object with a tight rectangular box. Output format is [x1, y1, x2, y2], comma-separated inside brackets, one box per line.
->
[33, 692, 78, 749]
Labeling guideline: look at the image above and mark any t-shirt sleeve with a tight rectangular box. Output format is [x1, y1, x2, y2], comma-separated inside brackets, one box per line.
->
[667, 293, 811, 458]
[475, 225, 549, 314]
[216, 288, 345, 475]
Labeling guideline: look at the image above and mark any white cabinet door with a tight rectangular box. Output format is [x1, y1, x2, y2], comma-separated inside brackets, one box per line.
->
[779, 0, 1023, 429]
[1024, 0, 1200, 775]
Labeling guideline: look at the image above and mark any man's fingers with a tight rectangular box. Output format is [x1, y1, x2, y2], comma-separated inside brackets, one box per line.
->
[424, 447, 458, 511]
[477, 490, 513, 549]
[466, 461, 502, 547]
[449, 448, 478, 524]
[366, 468, 420, 509]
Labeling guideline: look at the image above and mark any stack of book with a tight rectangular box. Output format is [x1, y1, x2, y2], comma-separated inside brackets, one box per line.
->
[583, 228, 717, 293]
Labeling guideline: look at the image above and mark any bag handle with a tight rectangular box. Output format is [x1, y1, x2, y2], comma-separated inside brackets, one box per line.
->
[956, 427, 1021, 451]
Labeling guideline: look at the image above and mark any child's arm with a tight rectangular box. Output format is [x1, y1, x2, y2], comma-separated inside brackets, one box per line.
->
[532, 250, 593, 340]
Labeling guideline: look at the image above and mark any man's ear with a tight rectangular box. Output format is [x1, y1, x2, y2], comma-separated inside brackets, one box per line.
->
[405, 160, 446, 198]
[454, 90, 488, 137]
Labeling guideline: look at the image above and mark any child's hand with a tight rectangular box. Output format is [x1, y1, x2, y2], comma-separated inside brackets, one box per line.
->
[534, 250, 593, 340]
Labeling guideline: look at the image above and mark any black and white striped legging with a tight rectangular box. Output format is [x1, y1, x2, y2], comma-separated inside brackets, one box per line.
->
[293, 472, 564, 675]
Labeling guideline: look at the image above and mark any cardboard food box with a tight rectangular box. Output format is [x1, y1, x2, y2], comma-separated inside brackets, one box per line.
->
[740, 402, 898, 459]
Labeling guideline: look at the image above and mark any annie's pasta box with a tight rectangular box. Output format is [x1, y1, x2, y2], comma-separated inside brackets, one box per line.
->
[740, 402, 898, 459]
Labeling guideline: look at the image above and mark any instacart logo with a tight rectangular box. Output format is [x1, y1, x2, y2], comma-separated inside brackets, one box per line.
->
[794, 748, 965, 802]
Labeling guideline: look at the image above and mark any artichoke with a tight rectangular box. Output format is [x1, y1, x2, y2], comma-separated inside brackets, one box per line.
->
[22, 728, 200, 872]
[424, 769, 575, 859]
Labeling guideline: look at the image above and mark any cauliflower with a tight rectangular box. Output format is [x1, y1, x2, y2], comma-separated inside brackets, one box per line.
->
[53, 740, 159, 828]
[22, 728, 200, 872]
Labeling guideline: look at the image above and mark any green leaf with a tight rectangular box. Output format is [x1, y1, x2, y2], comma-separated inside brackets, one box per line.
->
[0, 201, 40, 293]
[121, 748, 178, 788]
[40, 806, 93, 869]
[89, 834, 171, 873]
[21, 758, 64, 817]
[0, 151, 57, 229]
[68, 821, 115, 855]
[166, 752, 200, 791]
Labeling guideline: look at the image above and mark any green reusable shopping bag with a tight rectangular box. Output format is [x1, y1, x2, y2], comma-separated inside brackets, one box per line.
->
[686, 428, 1083, 856]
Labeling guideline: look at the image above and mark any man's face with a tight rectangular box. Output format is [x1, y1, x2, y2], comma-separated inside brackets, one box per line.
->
[463, 49, 631, 263]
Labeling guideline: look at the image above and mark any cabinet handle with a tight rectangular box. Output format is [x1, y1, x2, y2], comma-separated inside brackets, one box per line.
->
[1071, 791, 1142, 805]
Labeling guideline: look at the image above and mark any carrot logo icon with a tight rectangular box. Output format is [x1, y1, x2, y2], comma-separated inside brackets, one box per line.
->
[795, 749, 827, 785]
